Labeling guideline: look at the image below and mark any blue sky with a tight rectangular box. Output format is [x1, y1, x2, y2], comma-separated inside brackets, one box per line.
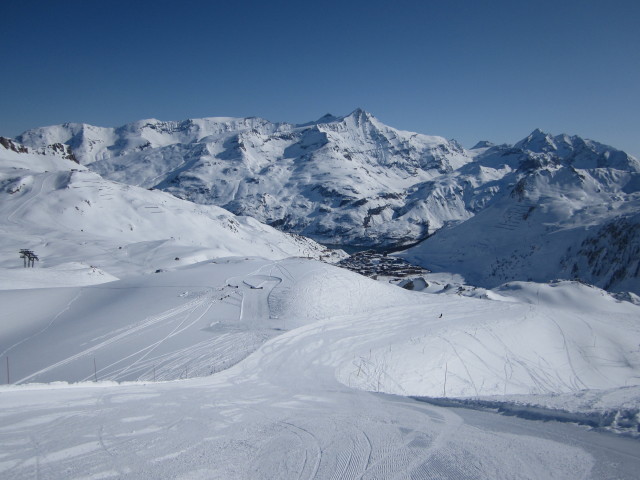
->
[1, 0, 639, 156]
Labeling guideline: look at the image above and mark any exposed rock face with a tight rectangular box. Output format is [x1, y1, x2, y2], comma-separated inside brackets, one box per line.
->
[1, 136, 77, 162]
[0, 137, 29, 153]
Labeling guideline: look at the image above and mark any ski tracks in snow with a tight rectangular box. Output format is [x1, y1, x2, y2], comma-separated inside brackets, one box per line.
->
[5, 172, 51, 226]
[10, 260, 290, 384]
[245, 397, 471, 480]
[0, 290, 83, 359]
[14, 288, 215, 384]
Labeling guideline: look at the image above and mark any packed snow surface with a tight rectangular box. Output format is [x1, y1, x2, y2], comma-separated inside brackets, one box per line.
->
[1, 258, 639, 478]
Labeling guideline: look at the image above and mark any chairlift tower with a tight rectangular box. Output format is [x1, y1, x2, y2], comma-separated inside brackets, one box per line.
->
[19, 249, 39, 268]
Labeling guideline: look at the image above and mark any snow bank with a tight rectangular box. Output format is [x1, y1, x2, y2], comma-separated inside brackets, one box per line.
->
[0, 263, 117, 290]
[417, 385, 640, 437]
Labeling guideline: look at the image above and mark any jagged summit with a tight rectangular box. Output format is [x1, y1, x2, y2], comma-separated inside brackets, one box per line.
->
[514, 128, 557, 152]
[341, 108, 375, 127]
[511, 128, 639, 171]
[471, 140, 495, 149]
[317, 113, 339, 123]
[346, 107, 371, 118]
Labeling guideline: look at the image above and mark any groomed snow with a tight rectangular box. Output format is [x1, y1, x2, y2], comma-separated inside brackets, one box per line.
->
[1, 258, 639, 478]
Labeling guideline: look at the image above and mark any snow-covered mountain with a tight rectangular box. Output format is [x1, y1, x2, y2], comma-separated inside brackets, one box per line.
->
[16, 110, 471, 247]
[401, 133, 640, 294]
[0, 138, 341, 285]
[15, 112, 640, 293]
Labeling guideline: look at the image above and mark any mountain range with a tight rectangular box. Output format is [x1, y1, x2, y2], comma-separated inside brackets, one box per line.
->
[11, 110, 640, 293]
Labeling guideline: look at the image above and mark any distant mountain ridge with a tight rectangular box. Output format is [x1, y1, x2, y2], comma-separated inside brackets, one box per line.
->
[14, 110, 640, 293]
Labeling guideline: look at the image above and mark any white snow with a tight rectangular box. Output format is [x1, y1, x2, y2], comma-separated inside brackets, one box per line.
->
[0, 257, 639, 477]
[0, 146, 341, 282]
[15, 110, 474, 247]
[0, 140, 639, 478]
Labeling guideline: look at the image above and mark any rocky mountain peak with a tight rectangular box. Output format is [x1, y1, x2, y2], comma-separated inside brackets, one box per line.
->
[514, 128, 557, 153]
[0, 136, 29, 154]
[342, 108, 374, 127]
[471, 140, 495, 150]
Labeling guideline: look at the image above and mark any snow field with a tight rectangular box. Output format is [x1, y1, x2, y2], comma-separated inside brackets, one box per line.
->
[336, 299, 640, 397]
[1, 258, 638, 398]
[0, 258, 639, 478]
[0, 259, 295, 384]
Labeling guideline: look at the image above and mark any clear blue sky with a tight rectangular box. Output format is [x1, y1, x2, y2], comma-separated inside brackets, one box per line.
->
[1, 0, 639, 156]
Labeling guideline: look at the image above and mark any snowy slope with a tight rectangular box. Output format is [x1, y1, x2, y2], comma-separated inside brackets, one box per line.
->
[0, 258, 414, 384]
[0, 140, 342, 284]
[335, 280, 640, 397]
[1, 258, 639, 478]
[2, 255, 638, 397]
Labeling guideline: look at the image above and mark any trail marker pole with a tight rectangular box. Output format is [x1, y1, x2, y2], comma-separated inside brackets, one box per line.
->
[93, 358, 98, 382]
[6, 357, 9, 384]
[443, 362, 448, 397]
